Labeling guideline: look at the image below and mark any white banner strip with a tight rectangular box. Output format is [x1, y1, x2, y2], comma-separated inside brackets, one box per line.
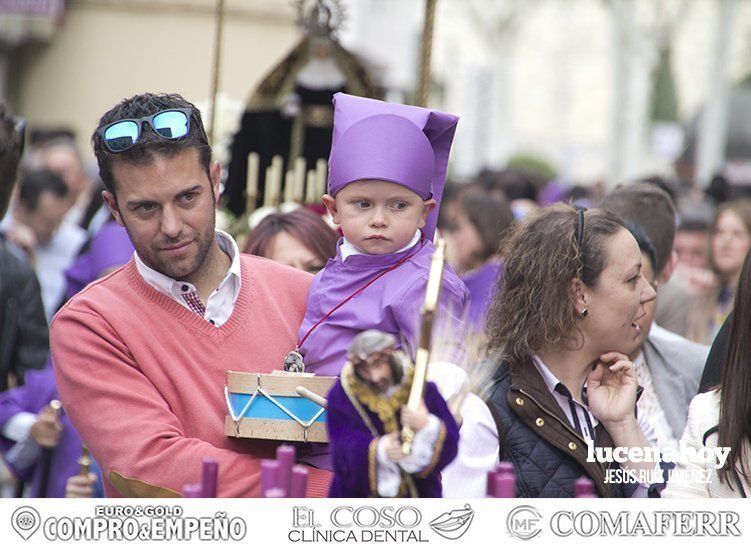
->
[0, 498, 748, 543]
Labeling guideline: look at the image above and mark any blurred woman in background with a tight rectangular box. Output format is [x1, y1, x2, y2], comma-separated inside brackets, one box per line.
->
[445, 190, 514, 334]
[243, 208, 338, 274]
[686, 199, 751, 344]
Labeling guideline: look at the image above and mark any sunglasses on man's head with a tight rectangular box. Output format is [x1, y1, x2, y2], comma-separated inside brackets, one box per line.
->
[97, 108, 192, 153]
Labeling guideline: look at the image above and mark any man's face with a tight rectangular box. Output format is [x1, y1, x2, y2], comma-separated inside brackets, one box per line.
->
[674, 230, 709, 269]
[16, 191, 68, 245]
[355, 354, 397, 393]
[323, 180, 435, 255]
[103, 148, 220, 283]
[42, 145, 87, 199]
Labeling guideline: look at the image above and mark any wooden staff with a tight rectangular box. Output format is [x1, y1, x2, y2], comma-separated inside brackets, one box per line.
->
[39, 399, 62, 498]
[284, 170, 295, 204]
[293, 157, 306, 203]
[208, 0, 226, 144]
[401, 238, 446, 454]
[315, 159, 328, 198]
[78, 444, 92, 476]
[246, 152, 259, 214]
[416, 0, 438, 107]
[305, 170, 317, 204]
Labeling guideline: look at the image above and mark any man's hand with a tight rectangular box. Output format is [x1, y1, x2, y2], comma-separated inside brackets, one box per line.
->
[400, 401, 429, 432]
[381, 432, 405, 462]
[65, 473, 97, 498]
[29, 406, 63, 448]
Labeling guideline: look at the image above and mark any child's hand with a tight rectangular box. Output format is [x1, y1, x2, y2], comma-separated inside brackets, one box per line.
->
[29, 405, 63, 448]
[401, 401, 429, 432]
[65, 473, 98, 498]
[382, 432, 405, 462]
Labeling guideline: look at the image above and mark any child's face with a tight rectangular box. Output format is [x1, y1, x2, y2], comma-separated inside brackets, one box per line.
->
[323, 180, 436, 255]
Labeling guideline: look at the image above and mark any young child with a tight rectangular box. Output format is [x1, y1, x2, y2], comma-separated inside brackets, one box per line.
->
[327, 330, 459, 497]
[292, 93, 469, 376]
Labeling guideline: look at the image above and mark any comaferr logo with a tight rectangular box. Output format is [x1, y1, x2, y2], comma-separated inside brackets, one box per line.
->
[429, 504, 475, 540]
[506, 505, 543, 540]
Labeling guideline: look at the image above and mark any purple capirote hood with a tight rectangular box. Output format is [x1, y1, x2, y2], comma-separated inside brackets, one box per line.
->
[327, 93, 459, 240]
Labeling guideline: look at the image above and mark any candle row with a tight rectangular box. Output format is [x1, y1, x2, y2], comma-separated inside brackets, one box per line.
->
[485, 464, 597, 498]
[261, 444, 309, 498]
[246, 153, 328, 213]
[182, 458, 219, 498]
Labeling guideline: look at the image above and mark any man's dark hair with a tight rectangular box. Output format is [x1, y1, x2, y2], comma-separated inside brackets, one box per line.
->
[92, 93, 211, 195]
[18, 170, 69, 211]
[677, 217, 710, 233]
[0, 104, 25, 217]
[623, 220, 657, 275]
[600, 182, 676, 276]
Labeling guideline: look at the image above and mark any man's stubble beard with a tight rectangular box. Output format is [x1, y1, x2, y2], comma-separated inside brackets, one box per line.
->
[124, 206, 216, 282]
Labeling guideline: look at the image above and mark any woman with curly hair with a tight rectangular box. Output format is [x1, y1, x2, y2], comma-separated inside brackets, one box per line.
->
[481, 203, 669, 497]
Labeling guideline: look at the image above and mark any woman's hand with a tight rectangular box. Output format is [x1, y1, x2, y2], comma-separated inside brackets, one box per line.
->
[586, 352, 638, 428]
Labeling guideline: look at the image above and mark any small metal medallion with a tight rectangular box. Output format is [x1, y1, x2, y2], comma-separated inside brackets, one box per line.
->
[284, 350, 305, 373]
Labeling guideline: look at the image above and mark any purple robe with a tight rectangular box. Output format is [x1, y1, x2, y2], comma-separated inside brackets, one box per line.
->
[461, 260, 502, 333]
[0, 362, 82, 497]
[298, 238, 469, 377]
[65, 221, 133, 300]
[327, 379, 459, 498]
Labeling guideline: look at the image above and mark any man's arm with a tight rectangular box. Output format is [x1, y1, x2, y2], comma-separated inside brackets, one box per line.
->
[6, 250, 49, 381]
[51, 306, 330, 498]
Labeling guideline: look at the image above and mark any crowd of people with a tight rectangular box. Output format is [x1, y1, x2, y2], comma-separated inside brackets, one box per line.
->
[0, 88, 750, 499]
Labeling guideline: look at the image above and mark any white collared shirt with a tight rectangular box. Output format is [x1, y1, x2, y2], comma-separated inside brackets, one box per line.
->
[134, 230, 241, 327]
[531, 355, 600, 442]
[339, 229, 421, 261]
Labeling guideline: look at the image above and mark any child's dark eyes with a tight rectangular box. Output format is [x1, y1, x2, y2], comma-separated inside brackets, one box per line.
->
[392, 202, 408, 210]
[356, 200, 371, 209]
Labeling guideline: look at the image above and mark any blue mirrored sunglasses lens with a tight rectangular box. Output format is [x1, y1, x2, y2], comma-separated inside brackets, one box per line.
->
[152, 111, 189, 139]
[104, 121, 139, 151]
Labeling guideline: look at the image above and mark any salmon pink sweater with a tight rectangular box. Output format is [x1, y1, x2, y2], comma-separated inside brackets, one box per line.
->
[50, 255, 331, 497]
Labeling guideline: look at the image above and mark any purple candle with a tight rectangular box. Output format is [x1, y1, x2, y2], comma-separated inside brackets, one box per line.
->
[182, 483, 201, 498]
[201, 458, 218, 498]
[264, 487, 285, 498]
[276, 444, 295, 497]
[289, 465, 309, 498]
[486, 462, 515, 496]
[574, 476, 595, 497]
[493, 472, 516, 498]
[260, 459, 280, 496]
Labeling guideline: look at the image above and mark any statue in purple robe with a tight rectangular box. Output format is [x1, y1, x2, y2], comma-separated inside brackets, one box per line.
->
[327, 330, 459, 498]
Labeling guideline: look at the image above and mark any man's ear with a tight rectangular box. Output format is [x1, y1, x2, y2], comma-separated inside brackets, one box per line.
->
[419, 198, 437, 228]
[659, 249, 678, 284]
[322, 194, 341, 225]
[210, 160, 221, 204]
[102, 190, 124, 227]
[570, 277, 589, 315]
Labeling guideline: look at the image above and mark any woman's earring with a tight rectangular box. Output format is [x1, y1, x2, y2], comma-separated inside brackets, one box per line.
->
[580, 308, 588, 317]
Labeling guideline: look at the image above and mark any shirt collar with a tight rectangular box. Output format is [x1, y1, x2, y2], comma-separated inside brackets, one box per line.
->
[134, 229, 241, 297]
[339, 229, 421, 262]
